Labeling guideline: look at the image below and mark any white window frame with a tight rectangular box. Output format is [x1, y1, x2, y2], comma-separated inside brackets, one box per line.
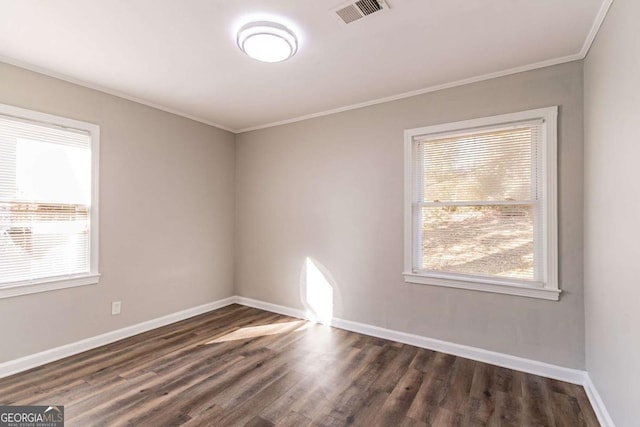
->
[403, 107, 559, 300]
[0, 103, 100, 299]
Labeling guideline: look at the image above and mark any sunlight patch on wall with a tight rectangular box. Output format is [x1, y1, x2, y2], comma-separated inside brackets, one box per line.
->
[302, 257, 334, 324]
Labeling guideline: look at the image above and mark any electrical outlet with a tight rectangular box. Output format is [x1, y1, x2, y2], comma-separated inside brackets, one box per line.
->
[111, 301, 122, 315]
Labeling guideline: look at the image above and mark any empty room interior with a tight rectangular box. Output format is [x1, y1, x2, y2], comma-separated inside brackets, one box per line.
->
[0, 0, 637, 426]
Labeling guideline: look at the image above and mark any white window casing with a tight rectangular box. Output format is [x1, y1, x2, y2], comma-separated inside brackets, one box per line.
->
[0, 103, 100, 299]
[403, 107, 559, 300]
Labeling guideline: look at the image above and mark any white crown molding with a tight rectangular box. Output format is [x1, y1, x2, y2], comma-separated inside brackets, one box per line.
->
[0, 56, 236, 134]
[1, 0, 611, 135]
[237, 53, 583, 133]
[583, 373, 616, 427]
[579, 0, 614, 57]
[0, 52, 581, 136]
[0, 296, 236, 379]
[238, 0, 612, 133]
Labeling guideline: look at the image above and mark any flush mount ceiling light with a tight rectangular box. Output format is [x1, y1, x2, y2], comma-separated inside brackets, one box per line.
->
[237, 21, 298, 63]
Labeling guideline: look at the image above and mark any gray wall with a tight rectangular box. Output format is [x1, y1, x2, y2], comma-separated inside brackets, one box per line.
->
[0, 59, 588, 372]
[0, 62, 235, 362]
[236, 61, 585, 368]
[584, 0, 640, 425]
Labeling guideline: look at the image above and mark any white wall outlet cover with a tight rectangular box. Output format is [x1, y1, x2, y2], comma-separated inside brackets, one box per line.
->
[111, 301, 122, 315]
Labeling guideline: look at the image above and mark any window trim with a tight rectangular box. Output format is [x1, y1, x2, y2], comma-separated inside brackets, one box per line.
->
[403, 107, 559, 301]
[0, 103, 100, 299]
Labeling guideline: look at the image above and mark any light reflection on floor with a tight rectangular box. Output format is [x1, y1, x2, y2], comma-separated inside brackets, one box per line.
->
[206, 320, 307, 344]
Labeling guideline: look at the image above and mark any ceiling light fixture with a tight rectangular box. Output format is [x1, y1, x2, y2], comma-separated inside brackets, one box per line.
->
[237, 21, 298, 63]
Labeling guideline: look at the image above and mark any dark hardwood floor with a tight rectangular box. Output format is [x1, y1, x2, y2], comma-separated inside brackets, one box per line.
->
[0, 304, 598, 426]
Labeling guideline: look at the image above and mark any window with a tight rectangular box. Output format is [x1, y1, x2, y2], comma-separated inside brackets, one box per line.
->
[404, 107, 558, 300]
[0, 104, 99, 299]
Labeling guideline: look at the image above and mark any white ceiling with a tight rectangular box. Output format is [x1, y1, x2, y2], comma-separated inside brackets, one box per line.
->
[0, 0, 609, 132]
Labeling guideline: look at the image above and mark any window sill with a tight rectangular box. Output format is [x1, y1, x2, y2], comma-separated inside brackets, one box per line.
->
[403, 272, 560, 301]
[0, 273, 101, 300]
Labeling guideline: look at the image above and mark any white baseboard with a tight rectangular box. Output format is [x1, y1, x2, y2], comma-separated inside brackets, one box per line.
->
[0, 296, 236, 379]
[583, 373, 615, 427]
[0, 294, 614, 426]
[234, 296, 615, 425]
[234, 296, 307, 320]
[234, 296, 585, 384]
[330, 315, 587, 384]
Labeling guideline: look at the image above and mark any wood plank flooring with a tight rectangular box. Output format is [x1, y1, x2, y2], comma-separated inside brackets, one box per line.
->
[0, 304, 599, 426]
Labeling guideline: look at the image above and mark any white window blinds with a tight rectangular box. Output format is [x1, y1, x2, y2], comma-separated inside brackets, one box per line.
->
[412, 122, 545, 282]
[0, 113, 93, 286]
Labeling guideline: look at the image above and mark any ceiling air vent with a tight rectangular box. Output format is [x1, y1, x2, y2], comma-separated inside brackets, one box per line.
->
[333, 0, 389, 25]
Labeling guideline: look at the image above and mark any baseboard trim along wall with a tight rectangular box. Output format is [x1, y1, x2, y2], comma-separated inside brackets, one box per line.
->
[0, 295, 615, 426]
[235, 296, 585, 383]
[0, 296, 236, 380]
[235, 296, 615, 427]
[583, 373, 616, 427]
